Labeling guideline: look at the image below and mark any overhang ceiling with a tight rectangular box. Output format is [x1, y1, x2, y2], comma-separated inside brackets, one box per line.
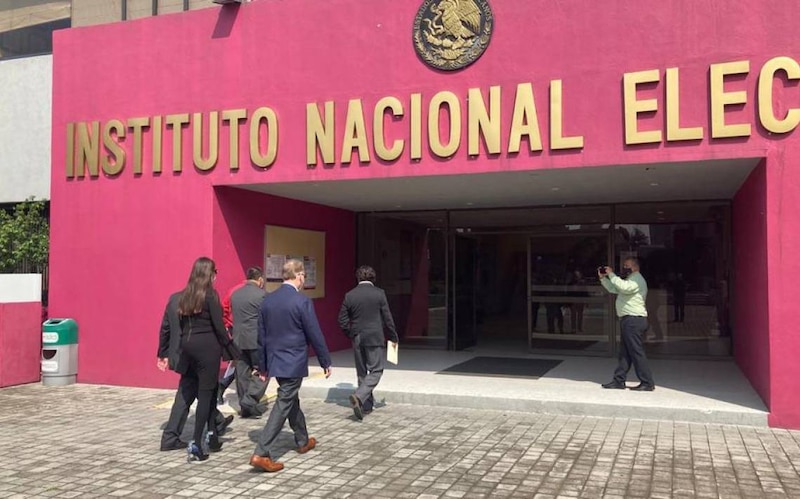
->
[0, 1, 69, 34]
[240, 158, 759, 213]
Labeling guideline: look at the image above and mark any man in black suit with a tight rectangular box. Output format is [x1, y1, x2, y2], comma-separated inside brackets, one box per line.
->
[338, 265, 399, 420]
[157, 291, 233, 451]
[230, 267, 269, 418]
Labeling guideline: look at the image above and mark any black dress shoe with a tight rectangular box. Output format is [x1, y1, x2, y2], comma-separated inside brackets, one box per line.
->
[208, 437, 223, 453]
[601, 381, 626, 389]
[216, 415, 234, 436]
[349, 394, 363, 420]
[160, 440, 187, 451]
[629, 384, 655, 391]
[240, 409, 262, 419]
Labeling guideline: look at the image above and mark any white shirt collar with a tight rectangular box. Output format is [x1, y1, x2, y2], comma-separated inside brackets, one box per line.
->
[358, 281, 374, 286]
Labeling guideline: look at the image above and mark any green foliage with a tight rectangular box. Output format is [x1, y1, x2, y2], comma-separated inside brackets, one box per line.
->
[0, 198, 49, 273]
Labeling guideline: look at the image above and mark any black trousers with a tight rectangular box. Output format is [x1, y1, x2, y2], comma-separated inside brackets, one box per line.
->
[545, 304, 564, 334]
[613, 315, 655, 386]
[235, 349, 268, 416]
[161, 373, 226, 447]
[674, 300, 685, 322]
[254, 377, 308, 458]
[353, 339, 384, 412]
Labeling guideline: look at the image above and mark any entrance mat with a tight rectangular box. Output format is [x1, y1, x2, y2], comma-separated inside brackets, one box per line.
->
[436, 357, 562, 379]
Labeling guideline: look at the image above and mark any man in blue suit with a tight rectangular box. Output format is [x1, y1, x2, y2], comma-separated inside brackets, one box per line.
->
[249, 259, 332, 473]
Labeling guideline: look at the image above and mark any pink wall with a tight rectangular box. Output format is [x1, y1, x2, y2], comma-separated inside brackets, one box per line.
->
[732, 163, 769, 406]
[0, 303, 42, 387]
[50, 0, 800, 424]
[212, 187, 355, 354]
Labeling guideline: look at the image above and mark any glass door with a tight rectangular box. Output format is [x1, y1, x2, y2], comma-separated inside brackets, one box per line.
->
[528, 232, 613, 354]
[449, 234, 478, 350]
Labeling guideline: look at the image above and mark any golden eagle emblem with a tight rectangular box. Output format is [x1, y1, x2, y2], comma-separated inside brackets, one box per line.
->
[413, 0, 494, 71]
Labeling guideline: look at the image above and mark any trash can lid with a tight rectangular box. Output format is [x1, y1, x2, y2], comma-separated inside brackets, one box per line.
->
[42, 318, 78, 344]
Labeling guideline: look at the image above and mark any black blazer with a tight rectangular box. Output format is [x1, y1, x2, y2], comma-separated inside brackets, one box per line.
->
[157, 291, 185, 374]
[338, 283, 399, 346]
[158, 290, 241, 372]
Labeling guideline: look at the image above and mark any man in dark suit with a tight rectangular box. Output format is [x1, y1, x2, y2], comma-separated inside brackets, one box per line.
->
[249, 259, 332, 473]
[230, 266, 268, 418]
[338, 265, 399, 420]
[157, 291, 233, 451]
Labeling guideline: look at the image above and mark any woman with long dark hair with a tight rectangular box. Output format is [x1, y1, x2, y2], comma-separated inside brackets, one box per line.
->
[178, 256, 228, 461]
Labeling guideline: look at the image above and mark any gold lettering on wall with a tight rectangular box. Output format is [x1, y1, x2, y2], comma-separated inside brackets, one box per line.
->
[758, 56, 800, 134]
[152, 116, 163, 173]
[76, 121, 100, 178]
[508, 83, 542, 153]
[306, 102, 334, 166]
[428, 91, 461, 158]
[341, 99, 370, 164]
[710, 60, 751, 138]
[623, 69, 661, 145]
[468, 86, 501, 155]
[665, 68, 704, 142]
[373, 96, 404, 162]
[250, 107, 278, 169]
[550, 80, 584, 150]
[63, 63, 800, 181]
[65, 123, 75, 178]
[222, 109, 246, 169]
[127, 117, 149, 175]
[192, 111, 219, 171]
[101, 119, 126, 175]
[410, 93, 422, 160]
[165, 113, 190, 172]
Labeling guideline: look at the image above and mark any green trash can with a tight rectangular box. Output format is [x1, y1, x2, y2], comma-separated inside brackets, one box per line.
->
[41, 318, 78, 386]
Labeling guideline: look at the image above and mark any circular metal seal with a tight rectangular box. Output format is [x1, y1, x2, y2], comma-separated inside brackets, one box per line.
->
[413, 0, 494, 71]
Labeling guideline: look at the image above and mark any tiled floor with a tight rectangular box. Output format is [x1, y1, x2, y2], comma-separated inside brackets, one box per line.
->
[0, 382, 798, 498]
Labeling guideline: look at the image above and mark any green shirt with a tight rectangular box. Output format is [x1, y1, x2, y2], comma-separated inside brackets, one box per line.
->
[600, 271, 648, 317]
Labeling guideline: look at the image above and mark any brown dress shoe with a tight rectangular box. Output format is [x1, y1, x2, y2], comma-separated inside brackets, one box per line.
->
[296, 437, 317, 454]
[249, 454, 284, 472]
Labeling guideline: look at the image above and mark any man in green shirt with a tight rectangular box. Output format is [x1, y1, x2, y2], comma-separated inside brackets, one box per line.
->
[598, 257, 655, 391]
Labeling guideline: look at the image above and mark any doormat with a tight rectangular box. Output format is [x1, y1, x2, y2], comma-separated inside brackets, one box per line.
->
[436, 357, 562, 379]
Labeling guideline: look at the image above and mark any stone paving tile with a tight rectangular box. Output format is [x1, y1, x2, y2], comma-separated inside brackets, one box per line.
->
[1, 383, 800, 498]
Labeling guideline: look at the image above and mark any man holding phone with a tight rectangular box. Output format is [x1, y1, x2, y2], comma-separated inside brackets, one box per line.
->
[598, 257, 655, 391]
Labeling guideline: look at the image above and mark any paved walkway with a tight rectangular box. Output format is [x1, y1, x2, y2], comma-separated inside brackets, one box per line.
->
[301, 349, 768, 426]
[1, 383, 799, 498]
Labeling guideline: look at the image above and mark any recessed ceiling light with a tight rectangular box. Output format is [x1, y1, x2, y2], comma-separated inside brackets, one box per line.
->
[394, 205, 402, 208]
[650, 182, 659, 186]
[657, 210, 664, 214]
[466, 202, 474, 206]
[551, 187, 560, 191]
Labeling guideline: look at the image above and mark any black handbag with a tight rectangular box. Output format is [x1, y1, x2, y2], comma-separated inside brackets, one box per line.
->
[222, 339, 243, 362]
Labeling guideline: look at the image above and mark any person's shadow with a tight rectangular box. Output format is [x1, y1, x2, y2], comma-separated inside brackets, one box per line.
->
[245, 429, 298, 461]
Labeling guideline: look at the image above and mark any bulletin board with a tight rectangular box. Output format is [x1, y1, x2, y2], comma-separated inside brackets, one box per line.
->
[263, 225, 326, 299]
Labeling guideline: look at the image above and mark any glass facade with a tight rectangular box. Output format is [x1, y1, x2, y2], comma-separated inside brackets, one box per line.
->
[358, 201, 732, 358]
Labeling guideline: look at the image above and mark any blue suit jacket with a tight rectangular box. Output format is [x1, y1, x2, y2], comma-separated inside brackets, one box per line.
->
[257, 283, 332, 378]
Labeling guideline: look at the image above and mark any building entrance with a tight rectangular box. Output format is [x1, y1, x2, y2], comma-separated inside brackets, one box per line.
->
[357, 201, 732, 359]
